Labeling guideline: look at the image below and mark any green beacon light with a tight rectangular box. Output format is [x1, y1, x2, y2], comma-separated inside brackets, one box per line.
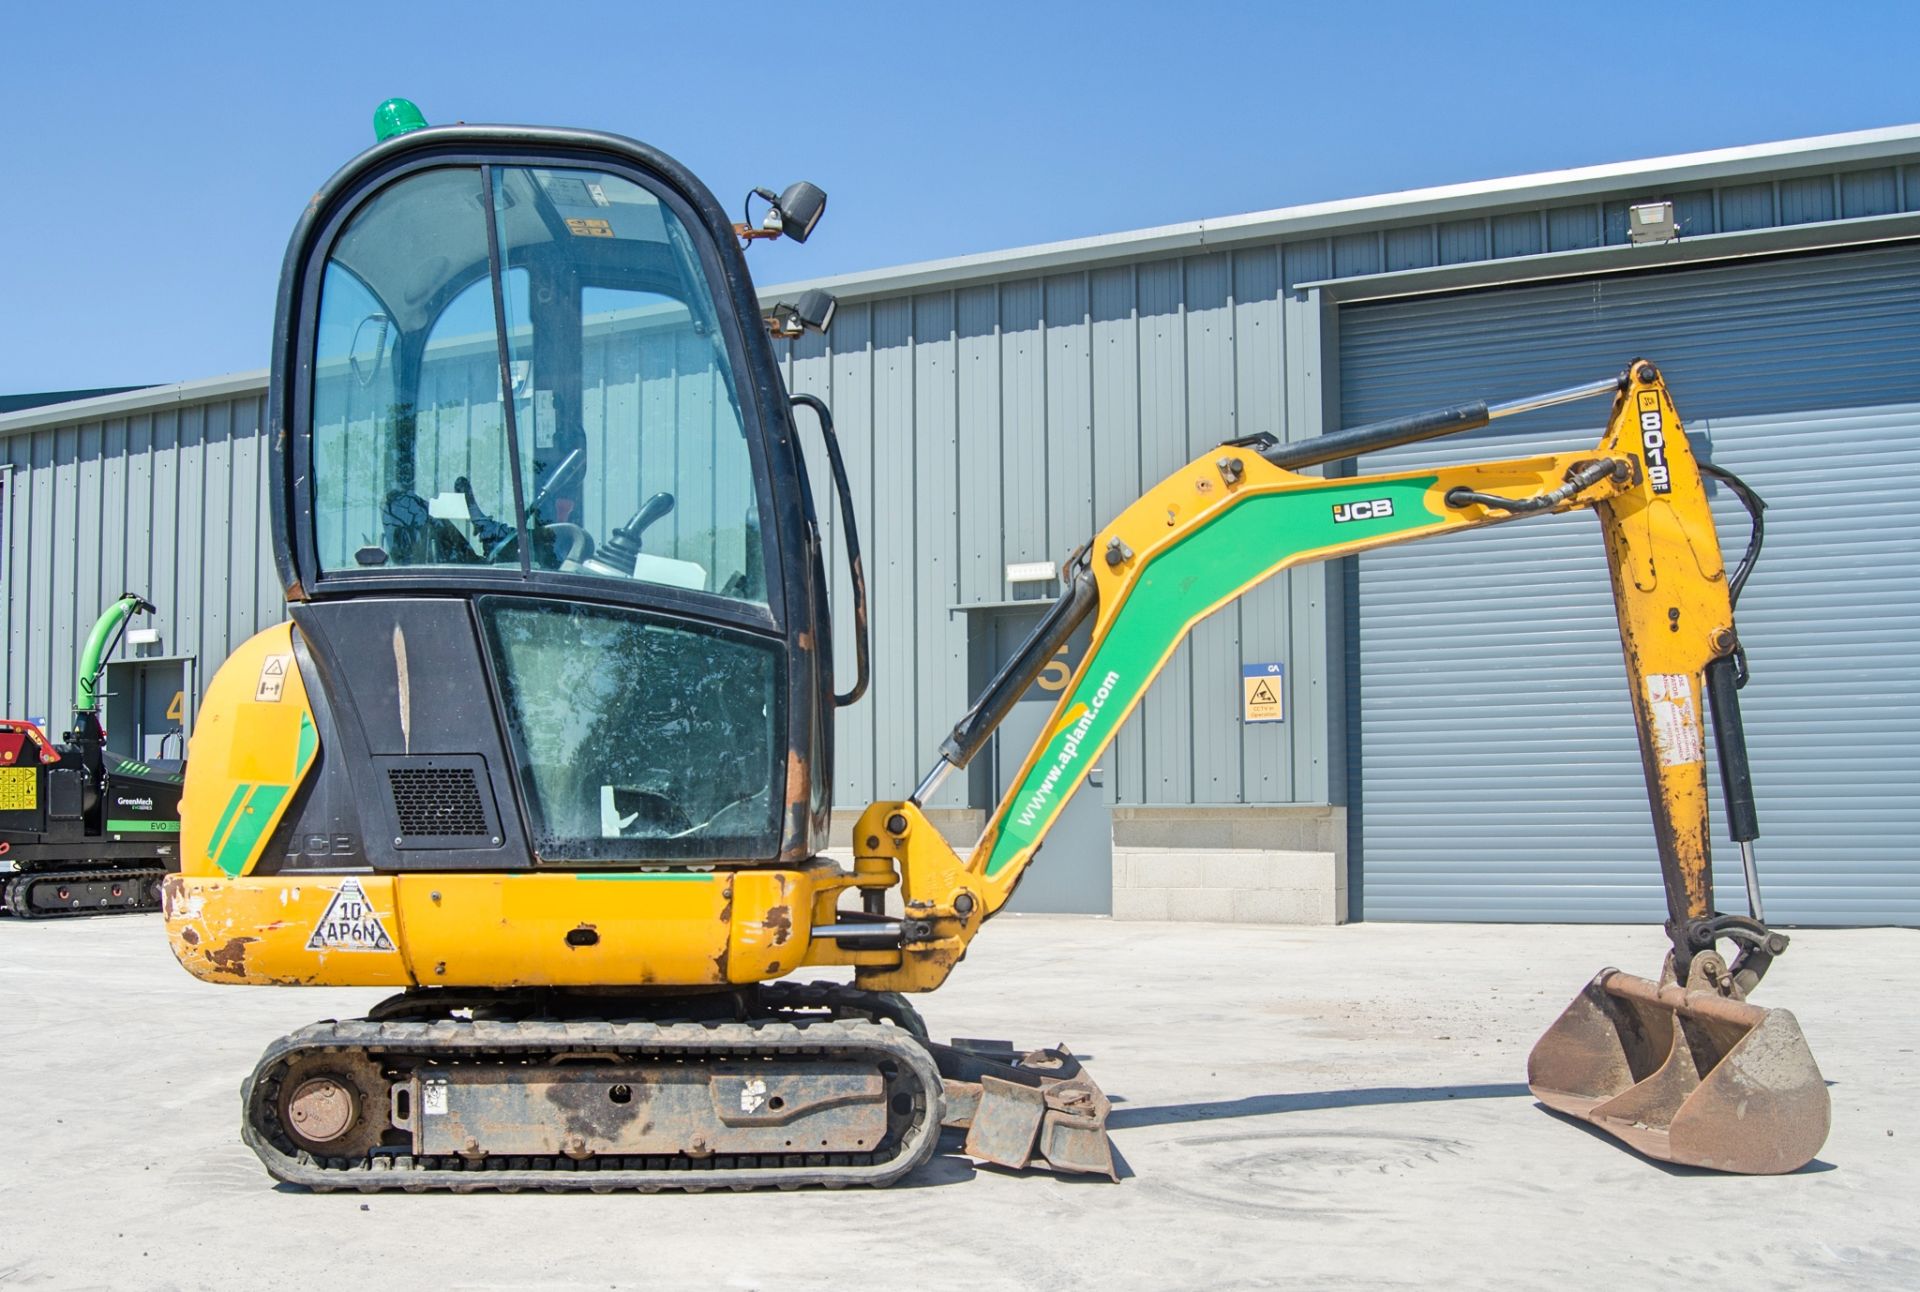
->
[373, 98, 430, 142]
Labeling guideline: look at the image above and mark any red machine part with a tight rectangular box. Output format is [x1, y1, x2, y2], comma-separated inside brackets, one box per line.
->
[0, 721, 58, 766]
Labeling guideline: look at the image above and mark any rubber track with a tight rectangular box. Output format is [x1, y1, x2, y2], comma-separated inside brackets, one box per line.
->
[2, 868, 167, 918]
[243, 1015, 946, 1193]
[758, 980, 931, 1039]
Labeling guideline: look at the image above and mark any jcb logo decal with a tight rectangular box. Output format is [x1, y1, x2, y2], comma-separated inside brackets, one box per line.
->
[1332, 498, 1395, 523]
[1638, 391, 1672, 495]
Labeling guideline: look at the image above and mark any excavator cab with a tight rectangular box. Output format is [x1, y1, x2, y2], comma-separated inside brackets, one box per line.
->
[266, 123, 834, 874]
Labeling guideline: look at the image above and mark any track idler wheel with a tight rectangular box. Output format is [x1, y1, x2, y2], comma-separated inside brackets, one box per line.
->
[274, 1053, 390, 1161]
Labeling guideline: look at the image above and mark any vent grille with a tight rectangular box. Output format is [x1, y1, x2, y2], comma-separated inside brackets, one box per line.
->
[387, 766, 489, 839]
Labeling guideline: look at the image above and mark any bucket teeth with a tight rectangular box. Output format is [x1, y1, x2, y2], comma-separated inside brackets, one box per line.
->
[1528, 969, 1830, 1174]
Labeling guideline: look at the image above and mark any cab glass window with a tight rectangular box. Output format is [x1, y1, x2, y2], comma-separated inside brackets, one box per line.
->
[479, 597, 782, 860]
[309, 163, 767, 605]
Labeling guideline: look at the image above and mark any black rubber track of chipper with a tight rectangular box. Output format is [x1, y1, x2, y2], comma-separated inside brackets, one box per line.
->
[243, 1016, 946, 1194]
[2, 868, 167, 918]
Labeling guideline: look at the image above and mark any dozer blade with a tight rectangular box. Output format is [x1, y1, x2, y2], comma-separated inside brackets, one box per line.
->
[1528, 968, 1829, 1174]
[930, 1039, 1117, 1180]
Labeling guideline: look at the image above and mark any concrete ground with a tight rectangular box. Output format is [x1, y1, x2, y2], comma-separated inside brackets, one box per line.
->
[0, 915, 1913, 1291]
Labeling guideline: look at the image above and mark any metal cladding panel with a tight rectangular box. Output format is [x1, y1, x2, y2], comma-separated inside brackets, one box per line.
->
[1492, 212, 1544, 259]
[1, 393, 281, 731]
[773, 247, 1313, 808]
[1341, 242, 1920, 925]
[1841, 168, 1898, 218]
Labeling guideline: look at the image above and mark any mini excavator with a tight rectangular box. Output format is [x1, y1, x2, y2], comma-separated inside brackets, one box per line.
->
[163, 102, 1829, 1190]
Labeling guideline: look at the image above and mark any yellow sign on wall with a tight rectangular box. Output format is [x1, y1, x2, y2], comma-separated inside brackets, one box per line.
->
[1242, 663, 1284, 723]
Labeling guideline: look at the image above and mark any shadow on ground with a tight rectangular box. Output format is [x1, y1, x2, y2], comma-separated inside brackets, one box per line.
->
[1106, 1082, 1531, 1131]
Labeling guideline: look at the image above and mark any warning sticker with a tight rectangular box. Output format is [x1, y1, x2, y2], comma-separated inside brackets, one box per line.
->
[1242, 663, 1284, 724]
[255, 655, 289, 703]
[422, 1078, 449, 1116]
[306, 878, 396, 952]
[564, 216, 614, 238]
[0, 767, 36, 811]
[1645, 674, 1704, 767]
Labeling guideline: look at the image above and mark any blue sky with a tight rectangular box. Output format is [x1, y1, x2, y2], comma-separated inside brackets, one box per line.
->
[4, 1, 1916, 392]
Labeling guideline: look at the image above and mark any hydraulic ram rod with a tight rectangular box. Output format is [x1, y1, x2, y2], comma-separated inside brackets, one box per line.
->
[914, 563, 1100, 804]
[1263, 374, 1622, 472]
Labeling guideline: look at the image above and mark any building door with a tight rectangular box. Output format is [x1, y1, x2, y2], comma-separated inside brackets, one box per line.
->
[1340, 242, 1920, 925]
[987, 607, 1113, 915]
[102, 658, 191, 764]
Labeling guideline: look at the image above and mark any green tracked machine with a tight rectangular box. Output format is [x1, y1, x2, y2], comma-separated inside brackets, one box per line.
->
[0, 595, 184, 916]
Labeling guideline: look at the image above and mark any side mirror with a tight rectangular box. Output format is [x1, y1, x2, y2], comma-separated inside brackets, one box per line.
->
[747, 181, 828, 243]
[766, 288, 838, 338]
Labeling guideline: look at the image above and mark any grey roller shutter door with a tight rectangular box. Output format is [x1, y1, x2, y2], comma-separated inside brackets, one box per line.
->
[1340, 243, 1920, 925]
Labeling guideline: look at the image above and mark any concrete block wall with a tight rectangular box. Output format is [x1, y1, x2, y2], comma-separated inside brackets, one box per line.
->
[1111, 847, 1345, 924]
[1108, 805, 1348, 926]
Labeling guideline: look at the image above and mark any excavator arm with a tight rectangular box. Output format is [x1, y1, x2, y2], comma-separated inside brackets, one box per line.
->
[843, 361, 1743, 985]
[834, 360, 1826, 1174]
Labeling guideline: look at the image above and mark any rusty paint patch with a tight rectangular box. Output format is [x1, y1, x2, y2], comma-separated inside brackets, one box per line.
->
[784, 749, 809, 812]
[206, 936, 257, 976]
[180, 926, 200, 946]
[712, 891, 733, 981]
[546, 1071, 646, 1140]
[765, 904, 792, 946]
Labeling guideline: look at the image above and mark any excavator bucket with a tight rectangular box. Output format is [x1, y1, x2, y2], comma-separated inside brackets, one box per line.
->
[1528, 968, 1828, 1174]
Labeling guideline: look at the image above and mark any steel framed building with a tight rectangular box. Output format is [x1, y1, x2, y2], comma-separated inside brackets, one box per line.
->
[6, 124, 1918, 924]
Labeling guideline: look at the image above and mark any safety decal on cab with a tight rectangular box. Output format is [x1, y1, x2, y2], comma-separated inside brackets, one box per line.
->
[306, 878, 396, 953]
[255, 655, 290, 703]
[1644, 674, 1704, 767]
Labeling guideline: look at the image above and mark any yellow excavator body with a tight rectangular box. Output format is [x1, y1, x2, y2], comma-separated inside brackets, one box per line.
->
[161, 104, 1827, 1190]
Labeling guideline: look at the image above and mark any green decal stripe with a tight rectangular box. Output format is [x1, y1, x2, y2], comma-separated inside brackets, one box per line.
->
[295, 713, 318, 774]
[203, 715, 317, 877]
[108, 819, 180, 834]
[982, 476, 1441, 877]
[574, 872, 715, 882]
[213, 784, 289, 878]
[204, 785, 251, 863]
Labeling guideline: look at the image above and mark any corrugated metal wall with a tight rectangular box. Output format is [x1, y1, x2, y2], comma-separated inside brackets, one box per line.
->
[780, 153, 1920, 810]
[777, 252, 1323, 809]
[7, 142, 1920, 825]
[1, 391, 282, 731]
[1342, 243, 1920, 924]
